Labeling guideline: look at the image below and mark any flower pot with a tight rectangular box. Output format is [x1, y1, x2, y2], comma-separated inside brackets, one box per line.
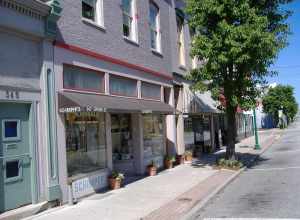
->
[164, 160, 173, 169]
[147, 166, 157, 176]
[176, 155, 184, 165]
[109, 178, 122, 190]
[185, 154, 193, 162]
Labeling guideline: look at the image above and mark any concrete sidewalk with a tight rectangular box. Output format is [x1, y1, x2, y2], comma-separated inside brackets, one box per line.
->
[25, 129, 281, 220]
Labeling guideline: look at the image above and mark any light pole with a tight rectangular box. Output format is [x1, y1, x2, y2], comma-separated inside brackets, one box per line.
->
[253, 108, 261, 150]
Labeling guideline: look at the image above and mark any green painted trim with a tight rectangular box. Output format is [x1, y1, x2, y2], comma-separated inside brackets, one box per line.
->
[45, 0, 62, 38]
[45, 68, 61, 201]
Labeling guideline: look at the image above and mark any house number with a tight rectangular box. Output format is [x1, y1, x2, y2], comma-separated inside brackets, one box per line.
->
[5, 90, 20, 99]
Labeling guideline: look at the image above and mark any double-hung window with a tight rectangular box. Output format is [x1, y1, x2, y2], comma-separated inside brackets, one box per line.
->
[149, 2, 161, 52]
[122, 0, 137, 41]
[176, 11, 185, 66]
[82, 0, 104, 26]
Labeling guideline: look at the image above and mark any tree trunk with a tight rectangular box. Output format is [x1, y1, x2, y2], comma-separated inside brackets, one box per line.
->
[225, 105, 237, 160]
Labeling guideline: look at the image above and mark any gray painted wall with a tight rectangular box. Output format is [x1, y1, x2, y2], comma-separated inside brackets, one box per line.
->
[57, 0, 174, 78]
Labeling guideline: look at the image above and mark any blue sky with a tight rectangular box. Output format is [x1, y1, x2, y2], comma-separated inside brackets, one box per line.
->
[267, 1, 300, 103]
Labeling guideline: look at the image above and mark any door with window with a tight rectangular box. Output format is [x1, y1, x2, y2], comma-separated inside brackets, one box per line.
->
[0, 103, 31, 212]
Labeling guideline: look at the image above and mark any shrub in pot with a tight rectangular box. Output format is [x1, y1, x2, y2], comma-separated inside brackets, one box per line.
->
[184, 150, 193, 162]
[176, 154, 184, 165]
[147, 160, 157, 176]
[109, 171, 124, 190]
[164, 156, 175, 169]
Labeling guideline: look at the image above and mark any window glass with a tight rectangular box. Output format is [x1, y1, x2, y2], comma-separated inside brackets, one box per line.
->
[176, 13, 185, 65]
[141, 82, 161, 100]
[110, 76, 137, 97]
[65, 112, 106, 177]
[6, 160, 19, 178]
[143, 115, 164, 158]
[149, 2, 159, 50]
[122, 0, 133, 38]
[63, 65, 104, 92]
[184, 117, 194, 150]
[82, 0, 95, 21]
[111, 114, 133, 161]
[4, 121, 18, 138]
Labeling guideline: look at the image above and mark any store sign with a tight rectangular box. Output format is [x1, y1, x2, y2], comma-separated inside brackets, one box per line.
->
[59, 106, 105, 113]
[72, 171, 108, 198]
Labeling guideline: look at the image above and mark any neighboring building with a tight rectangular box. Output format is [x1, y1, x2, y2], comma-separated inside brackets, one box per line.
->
[0, 0, 62, 213]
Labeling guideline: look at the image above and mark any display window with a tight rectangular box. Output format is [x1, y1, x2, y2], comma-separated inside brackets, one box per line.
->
[184, 117, 194, 150]
[65, 112, 106, 177]
[143, 114, 164, 158]
[111, 114, 133, 161]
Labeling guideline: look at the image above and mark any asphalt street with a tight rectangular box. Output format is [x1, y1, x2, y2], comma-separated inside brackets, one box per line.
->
[191, 113, 300, 219]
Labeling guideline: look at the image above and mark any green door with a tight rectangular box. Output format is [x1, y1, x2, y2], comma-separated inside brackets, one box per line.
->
[0, 103, 32, 213]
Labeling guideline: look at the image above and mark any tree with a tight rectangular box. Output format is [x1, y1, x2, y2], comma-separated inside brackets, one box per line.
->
[262, 85, 298, 125]
[186, 0, 293, 160]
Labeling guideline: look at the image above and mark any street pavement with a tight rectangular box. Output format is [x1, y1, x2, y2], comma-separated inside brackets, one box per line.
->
[190, 114, 300, 219]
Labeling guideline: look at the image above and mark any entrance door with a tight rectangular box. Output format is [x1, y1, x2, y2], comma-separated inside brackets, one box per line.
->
[0, 103, 32, 213]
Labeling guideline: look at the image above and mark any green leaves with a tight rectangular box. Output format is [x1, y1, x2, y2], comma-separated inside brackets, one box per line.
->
[186, 0, 293, 111]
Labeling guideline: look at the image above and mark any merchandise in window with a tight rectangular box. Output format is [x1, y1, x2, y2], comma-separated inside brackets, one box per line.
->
[143, 115, 164, 158]
[65, 112, 106, 177]
[63, 65, 104, 92]
[111, 114, 133, 161]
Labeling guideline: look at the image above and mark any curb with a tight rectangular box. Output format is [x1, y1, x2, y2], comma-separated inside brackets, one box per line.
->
[182, 131, 282, 220]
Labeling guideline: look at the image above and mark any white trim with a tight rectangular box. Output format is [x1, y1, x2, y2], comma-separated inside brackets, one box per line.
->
[2, 119, 21, 142]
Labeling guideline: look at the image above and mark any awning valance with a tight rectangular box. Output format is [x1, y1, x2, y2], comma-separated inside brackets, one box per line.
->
[58, 92, 174, 114]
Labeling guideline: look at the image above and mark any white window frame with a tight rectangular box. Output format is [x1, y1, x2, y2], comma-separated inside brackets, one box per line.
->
[2, 119, 21, 142]
[149, 1, 161, 53]
[122, 0, 138, 43]
[82, 0, 104, 27]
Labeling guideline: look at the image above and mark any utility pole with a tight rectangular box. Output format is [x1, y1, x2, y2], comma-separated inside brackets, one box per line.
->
[253, 108, 261, 150]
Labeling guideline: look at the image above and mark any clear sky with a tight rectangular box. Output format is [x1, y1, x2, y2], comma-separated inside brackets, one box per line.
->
[267, 1, 300, 104]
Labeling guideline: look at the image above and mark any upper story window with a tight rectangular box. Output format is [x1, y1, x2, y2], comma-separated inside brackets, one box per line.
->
[82, 0, 104, 26]
[189, 27, 198, 69]
[122, 0, 138, 42]
[176, 10, 185, 66]
[63, 65, 105, 93]
[110, 75, 137, 97]
[141, 82, 161, 100]
[149, 1, 161, 52]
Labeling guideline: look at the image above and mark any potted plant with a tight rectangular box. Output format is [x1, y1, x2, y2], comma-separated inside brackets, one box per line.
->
[184, 150, 193, 162]
[109, 171, 124, 190]
[147, 160, 157, 176]
[164, 155, 175, 169]
[176, 154, 184, 165]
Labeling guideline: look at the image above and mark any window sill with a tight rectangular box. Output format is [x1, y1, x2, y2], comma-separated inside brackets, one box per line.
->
[179, 65, 187, 71]
[82, 18, 106, 32]
[123, 36, 139, 47]
[151, 49, 163, 58]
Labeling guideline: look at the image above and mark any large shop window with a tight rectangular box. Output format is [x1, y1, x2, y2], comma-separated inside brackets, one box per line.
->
[141, 82, 161, 100]
[184, 117, 194, 150]
[63, 65, 104, 92]
[111, 114, 133, 161]
[143, 115, 164, 158]
[65, 112, 106, 177]
[110, 75, 137, 97]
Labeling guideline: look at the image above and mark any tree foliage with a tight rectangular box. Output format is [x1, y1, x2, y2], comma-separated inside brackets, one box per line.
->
[185, 0, 293, 159]
[262, 85, 298, 124]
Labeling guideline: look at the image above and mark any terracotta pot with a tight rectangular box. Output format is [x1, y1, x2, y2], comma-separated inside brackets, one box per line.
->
[164, 160, 173, 169]
[185, 154, 193, 162]
[147, 166, 157, 176]
[109, 178, 122, 190]
[176, 155, 184, 165]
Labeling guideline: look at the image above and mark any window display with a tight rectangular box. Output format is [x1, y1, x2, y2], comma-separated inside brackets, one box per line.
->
[111, 114, 133, 161]
[143, 115, 164, 158]
[65, 112, 106, 177]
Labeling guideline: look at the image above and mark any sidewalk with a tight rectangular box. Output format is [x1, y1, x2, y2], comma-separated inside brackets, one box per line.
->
[25, 129, 282, 220]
